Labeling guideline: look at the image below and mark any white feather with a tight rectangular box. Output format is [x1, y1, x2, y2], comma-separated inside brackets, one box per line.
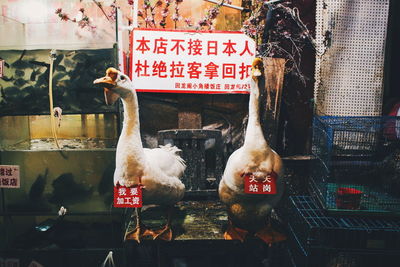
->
[144, 144, 186, 179]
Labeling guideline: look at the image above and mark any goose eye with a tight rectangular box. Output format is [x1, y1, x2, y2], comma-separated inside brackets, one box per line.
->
[120, 76, 126, 80]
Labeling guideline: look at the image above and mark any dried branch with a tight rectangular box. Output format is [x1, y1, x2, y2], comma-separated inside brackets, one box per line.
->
[242, 1, 316, 85]
[55, 8, 97, 32]
[92, 0, 111, 21]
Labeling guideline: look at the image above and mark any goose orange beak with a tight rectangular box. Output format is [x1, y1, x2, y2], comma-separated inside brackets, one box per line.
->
[93, 76, 115, 87]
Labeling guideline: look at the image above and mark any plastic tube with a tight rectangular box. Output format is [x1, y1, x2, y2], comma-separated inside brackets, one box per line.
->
[49, 49, 60, 149]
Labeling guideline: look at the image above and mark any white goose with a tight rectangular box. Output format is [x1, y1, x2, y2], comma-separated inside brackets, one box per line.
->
[218, 58, 286, 244]
[94, 68, 186, 242]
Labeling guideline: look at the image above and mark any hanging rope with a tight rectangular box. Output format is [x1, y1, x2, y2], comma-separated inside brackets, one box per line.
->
[49, 50, 60, 149]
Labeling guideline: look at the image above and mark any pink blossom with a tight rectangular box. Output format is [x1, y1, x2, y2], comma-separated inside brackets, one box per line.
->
[198, 19, 209, 27]
[78, 20, 89, 28]
[172, 13, 181, 21]
[208, 7, 220, 19]
[184, 18, 192, 25]
[61, 14, 69, 21]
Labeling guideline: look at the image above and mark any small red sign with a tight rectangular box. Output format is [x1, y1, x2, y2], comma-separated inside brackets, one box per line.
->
[244, 172, 277, 194]
[0, 165, 20, 188]
[113, 185, 142, 208]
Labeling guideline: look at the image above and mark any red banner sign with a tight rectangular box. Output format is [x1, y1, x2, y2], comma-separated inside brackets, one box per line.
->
[244, 172, 277, 194]
[114, 185, 142, 208]
[130, 29, 256, 94]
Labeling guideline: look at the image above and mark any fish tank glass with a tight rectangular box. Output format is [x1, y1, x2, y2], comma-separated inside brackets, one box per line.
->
[0, 0, 122, 249]
[0, 113, 118, 213]
[0, 46, 120, 216]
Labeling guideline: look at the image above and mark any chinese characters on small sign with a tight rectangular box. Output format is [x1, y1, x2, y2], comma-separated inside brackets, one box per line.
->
[0, 165, 20, 188]
[243, 172, 277, 195]
[0, 59, 4, 78]
[131, 29, 256, 94]
[114, 185, 142, 208]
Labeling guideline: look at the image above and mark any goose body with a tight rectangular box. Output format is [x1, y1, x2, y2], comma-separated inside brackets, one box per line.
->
[219, 145, 284, 231]
[94, 68, 185, 241]
[115, 144, 185, 206]
[114, 104, 186, 206]
[218, 59, 285, 243]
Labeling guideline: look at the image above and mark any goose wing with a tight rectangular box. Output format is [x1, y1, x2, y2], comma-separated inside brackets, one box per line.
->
[144, 144, 186, 179]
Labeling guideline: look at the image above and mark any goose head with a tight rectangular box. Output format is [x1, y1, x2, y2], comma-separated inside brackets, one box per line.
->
[93, 67, 134, 105]
[249, 57, 265, 97]
[251, 58, 264, 82]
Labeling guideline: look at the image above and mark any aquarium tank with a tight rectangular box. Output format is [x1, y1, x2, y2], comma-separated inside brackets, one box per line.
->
[0, 0, 122, 250]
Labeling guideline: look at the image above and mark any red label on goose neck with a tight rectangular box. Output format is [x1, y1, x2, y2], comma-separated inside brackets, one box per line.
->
[243, 171, 277, 194]
[114, 185, 142, 208]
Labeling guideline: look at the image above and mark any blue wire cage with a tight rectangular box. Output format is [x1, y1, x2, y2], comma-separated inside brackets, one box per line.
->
[310, 116, 400, 215]
[287, 196, 400, 267]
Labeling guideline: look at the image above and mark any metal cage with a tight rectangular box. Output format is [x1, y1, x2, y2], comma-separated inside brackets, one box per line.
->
[287, 196, 400, 267]
[310, 116, 400, 215]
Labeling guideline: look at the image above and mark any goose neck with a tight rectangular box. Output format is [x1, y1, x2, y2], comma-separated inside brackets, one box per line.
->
[120, 92, 142, 140]
[244, 79, 268, 149]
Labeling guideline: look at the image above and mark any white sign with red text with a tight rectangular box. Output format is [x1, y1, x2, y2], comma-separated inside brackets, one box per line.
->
[130, 29, 256, 94]
[0, 165, 20, 188]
